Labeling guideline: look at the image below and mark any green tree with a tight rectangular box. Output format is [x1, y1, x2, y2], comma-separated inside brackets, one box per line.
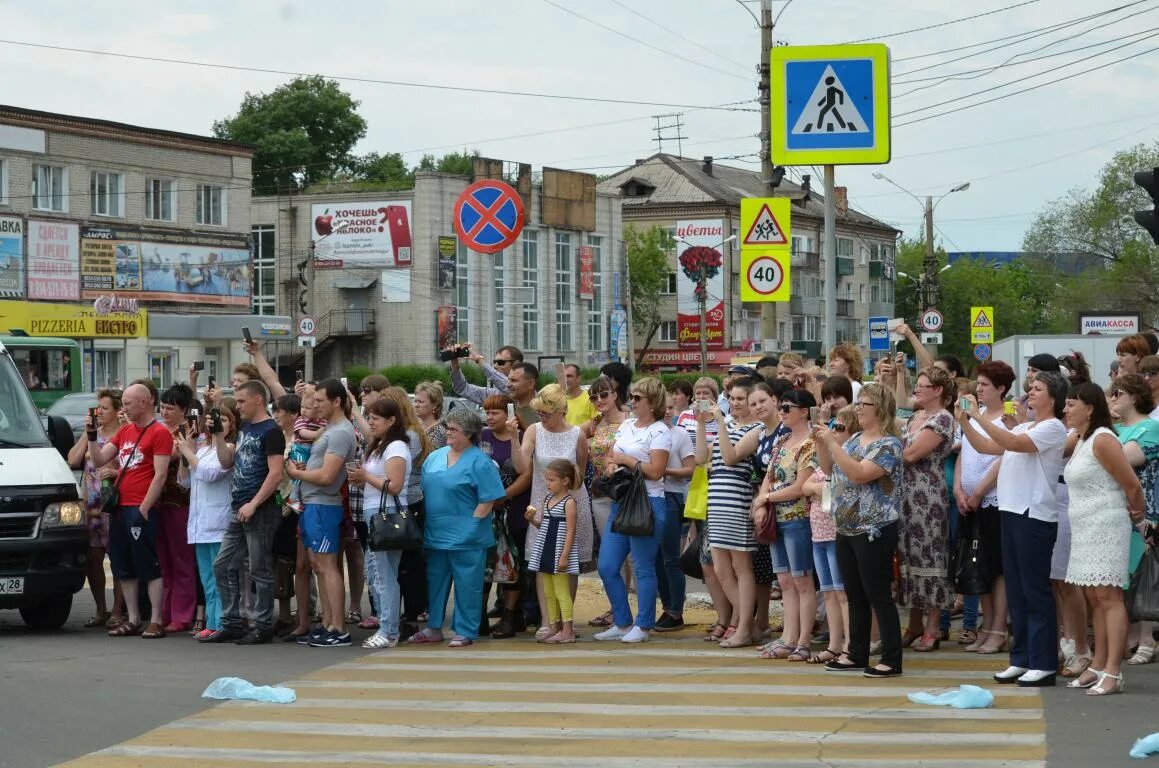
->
[343, 151, 414, 187]
[625, 224, 672, 369]
[213, 76, 368, 194]
[894, 238, 1066, 366]
[1023, 142, 1159, 326]
[417, 150, 480, 176]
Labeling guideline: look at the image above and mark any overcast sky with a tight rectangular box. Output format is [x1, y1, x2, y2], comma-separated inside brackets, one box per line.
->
[3, 0, 1155, 251]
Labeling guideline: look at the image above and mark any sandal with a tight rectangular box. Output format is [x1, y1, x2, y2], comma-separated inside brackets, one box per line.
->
[759, 639, 792, 659]
[359, 615, 381, 630]
[719, 633, 753, 648]
[362, 634, 398, 649]
[535, 625, 558, 642]
[1127, 645, 1156, 665]
[108, 622, 141, 637]
[976, 630, 1008, 655]
[84, 612, 111, 628]
[1087, 671, 1124, 696]
[588, 611, 614, 628]
[141, 623, 166, 639]
[901, 628, 923, 648]
[1060, 651, 1092, 677]
[448, 635, 474, 648]
[912, 633, 940, 652]
[543, 632, 577, 644]
[190, 619, 206, 636]
[787, 645, 811, 662]
[808, 648, 840, 664]
[406, 629, 444, 644]
[345, 610, 362, 624]
[105, 614, 125, 629]
[964, 628, 990, 652]
[1067, 668, 1103, 689]
[703, 623, 726, 642]
[957, 629, 978, 646]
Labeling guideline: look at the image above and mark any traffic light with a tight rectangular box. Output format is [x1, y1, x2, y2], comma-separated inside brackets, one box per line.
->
[1134, 168, 1159, 244]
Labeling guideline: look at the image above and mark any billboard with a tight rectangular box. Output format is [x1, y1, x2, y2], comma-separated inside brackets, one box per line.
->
[79, 227, 251, 307]
[577, 245, 595, 300]
[0, 298, 146, 338]
[27, 220, 80, 301]
[0, 216, 22, 299]
[675, 219, 726, 350]
[311, 201, 413, 267]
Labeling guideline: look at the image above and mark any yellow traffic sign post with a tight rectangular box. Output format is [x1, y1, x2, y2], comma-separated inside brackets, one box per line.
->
[971, 306, 994, 361]
[740, 198, 791, 304]
[740, 250, 791, 302]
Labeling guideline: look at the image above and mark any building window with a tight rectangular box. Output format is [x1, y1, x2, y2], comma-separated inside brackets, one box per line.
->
[555, 233, 572, 351]
[659, 321, 678, 343]
[494, 250, 505, 346]
[33, 164, 67, 212]
[587, 236, 603, 353]
[871, 283, 880, 302]
[660, 271, 677, 295]
[196, 184, 225, 226]
[836, 237, 854, 258]
[92, 349, 123, 389]
[859, 245, 868, 265]
[0, 159, 8, 204]
[792, 316, 804, 340]
[90, 171, 124, 217]
[522, 231, 539, 350]
[251, 225, 276, 315]
[455, 241, 470, 341]
[146, 178, 175, 221]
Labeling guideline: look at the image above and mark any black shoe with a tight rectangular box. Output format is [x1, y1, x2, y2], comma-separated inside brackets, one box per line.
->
[296, 626, 325, 645]
[491, 611, 518, 639]
[487, 605, 504, 619]
[282, 631, 309, 643]
[235, 630, 274, 645]
[863, 666, 902, 678]
[198, 627, 245, 644]
[308, 629, 352, 647]
[824, 659, 864, 672]
[653, 613, 685, 633]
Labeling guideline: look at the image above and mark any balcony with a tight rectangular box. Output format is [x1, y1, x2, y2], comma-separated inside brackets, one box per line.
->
[318, 308, 376, 339]
[836, 257, 855, 277]
[789, 296, 822, 315]
[869, 261, 889, 279]
[791, 250, 820, 270]
[836, 298, 855, 317]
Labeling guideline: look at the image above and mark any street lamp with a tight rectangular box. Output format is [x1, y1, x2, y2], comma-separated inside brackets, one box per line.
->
[677, 234, 737, 373]
[303, 219, 350, 381]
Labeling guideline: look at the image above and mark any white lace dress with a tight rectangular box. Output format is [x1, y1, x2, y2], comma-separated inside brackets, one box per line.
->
[526, 425, 594, 565]
[1063, 427, 1132, 587]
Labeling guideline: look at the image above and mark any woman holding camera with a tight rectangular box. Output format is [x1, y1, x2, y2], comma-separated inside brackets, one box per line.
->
[157, 383, 199, 635]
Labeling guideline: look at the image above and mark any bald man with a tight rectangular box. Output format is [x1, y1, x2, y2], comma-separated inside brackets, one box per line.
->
[89, 382, 172, 638]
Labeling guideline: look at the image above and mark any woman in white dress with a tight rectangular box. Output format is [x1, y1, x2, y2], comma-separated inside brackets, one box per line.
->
[512, 384, 593, 641]
[1061, 382, 1146, 696]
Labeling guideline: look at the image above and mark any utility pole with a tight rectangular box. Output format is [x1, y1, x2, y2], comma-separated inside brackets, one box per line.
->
[303, 238, 316, 381]
[923, 195, 936, 310]
[822, 165, 836, 354]
[758, 0, 777, 350]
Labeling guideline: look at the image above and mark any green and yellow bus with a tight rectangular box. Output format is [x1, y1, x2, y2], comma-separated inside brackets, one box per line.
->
[0, 336, 82, 410]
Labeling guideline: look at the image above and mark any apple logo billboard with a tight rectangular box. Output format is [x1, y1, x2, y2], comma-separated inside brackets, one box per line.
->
[310, 201, 413, 267]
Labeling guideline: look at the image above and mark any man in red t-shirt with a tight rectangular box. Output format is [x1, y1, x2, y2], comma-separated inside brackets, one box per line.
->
[89, 382, 172, 638]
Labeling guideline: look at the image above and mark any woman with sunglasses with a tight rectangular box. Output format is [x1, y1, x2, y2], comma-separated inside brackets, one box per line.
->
[1109, 374, 1159, 667]
[695, 378, 761, 647]
[813, 384, 905, 677]
[1059, 382, 1145, 695]
[751, 388, 819, 661]
[899, 366, 958, 652]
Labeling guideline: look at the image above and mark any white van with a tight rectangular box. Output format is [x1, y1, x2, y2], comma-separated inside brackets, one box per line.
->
[0, 338, 87, 629]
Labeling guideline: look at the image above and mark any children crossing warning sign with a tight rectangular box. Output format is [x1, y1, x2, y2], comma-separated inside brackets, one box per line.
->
[740, 198, 791, 249]
[971, 306, 994, 344]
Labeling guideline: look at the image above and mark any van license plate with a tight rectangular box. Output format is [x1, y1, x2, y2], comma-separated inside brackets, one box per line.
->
[0, 577, 24, 595]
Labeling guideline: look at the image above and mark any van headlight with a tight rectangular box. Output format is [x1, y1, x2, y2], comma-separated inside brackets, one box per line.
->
[43, 502, 85, 527]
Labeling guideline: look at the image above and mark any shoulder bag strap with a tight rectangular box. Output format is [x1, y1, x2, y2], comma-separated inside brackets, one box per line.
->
[110, 421, 154, 492]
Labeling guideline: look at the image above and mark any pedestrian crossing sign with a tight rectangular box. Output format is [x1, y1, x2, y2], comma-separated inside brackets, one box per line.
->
[771, 43, 891, 166]
[740, 198, 791, 248]
[971, 306, 994, 344]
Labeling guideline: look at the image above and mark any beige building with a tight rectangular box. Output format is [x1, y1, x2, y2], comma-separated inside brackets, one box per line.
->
[250, 168, 623, 377]
[0, 105, 283, 389]
[599, 154, 900, 368]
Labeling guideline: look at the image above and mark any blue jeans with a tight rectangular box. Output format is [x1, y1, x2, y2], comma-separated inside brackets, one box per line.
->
[426, 547, 486, 639]
[939, 509, 980, 632]
[366, 547, 402, 640]
[656, 493, 687, 615]
[598, 495, 665, 630]
[213, 502, 281, 634]
[194, 542, 222, 631]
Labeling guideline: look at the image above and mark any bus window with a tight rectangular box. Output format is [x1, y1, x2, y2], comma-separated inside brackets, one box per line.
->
[11, 348, 72, 391]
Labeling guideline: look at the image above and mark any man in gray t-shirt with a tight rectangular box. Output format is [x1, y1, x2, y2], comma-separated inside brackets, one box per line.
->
[285, 379, 358, 646]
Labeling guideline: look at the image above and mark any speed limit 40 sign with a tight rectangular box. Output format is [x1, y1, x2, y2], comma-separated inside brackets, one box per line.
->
[740, 250, 791, 302]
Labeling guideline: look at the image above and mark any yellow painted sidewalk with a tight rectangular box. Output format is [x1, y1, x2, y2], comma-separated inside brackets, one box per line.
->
[57, 639, 1046, 768]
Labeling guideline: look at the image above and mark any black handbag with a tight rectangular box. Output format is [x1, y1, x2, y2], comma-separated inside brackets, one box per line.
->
[100, 422, 154, 516]
[368, 489, 423, 551]
[593, 467, 634, 502]
[679, 527, 704, 580]
[611, 466, 654, 537]
[952, 513, 991, 595]
[1128, 545, 1159, 622]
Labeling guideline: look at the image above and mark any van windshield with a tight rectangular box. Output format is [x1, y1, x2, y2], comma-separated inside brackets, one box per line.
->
[0, 347, 51, 447]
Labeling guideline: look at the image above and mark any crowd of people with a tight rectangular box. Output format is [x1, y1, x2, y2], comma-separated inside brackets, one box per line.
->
[68, 331, 1159, 694]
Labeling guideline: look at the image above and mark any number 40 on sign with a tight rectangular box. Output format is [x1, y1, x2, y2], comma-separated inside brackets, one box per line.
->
[740, 251, 791, 302]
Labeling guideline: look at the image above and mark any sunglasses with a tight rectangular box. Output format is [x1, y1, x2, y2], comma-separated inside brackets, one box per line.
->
[630, 394, 645, 402]
[360, 387, 373, 394]
[854, 401, 876, 409]
[1142, 371, 1159, 379]
[589, 390, 612, 401]
[1110, 389, 1124, 398]
[493, 359, 512, 366]
[779, 404, 803, 413]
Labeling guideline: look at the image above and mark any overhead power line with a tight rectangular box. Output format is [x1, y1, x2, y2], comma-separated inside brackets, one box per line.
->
[537, 0, 752, 81]
[843, 0, 1041, 44]
[604, 0, 752, 73]
[0, 38, 757, 113]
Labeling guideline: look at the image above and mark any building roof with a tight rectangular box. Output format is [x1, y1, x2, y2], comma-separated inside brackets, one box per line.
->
[598, 153, 898, 234]
[0, 104, 255, 156]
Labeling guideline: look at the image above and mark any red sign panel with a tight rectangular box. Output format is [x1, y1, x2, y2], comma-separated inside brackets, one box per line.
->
[577, 246, 595, 300]
[677, 303, 726, 350]
[639, 348, 748, 369]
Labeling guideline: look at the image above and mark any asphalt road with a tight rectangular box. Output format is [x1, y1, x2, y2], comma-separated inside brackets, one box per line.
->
[2, 588, 1158, 767]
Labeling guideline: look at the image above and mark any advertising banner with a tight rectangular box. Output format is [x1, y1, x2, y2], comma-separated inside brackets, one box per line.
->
[577, 245, 595, 300]
[0, 216, 23, 299]
[79, 227, 250, 307]
[311, 201, 413, 267]
[0, 298, 147, 338]
[436, 305, 458, 351]
[437, 236, 456, 289]
[27, 220, 80, 301]
[675, 219, 726, 350]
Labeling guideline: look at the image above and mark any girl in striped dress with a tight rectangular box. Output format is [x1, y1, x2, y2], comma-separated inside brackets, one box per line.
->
[527, 459, 580, 644]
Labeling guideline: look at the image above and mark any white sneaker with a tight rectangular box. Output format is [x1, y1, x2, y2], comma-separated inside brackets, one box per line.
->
[993, 665, 1029, 683]
[594, 625, 628, 641]
[621, 626, 650, 644]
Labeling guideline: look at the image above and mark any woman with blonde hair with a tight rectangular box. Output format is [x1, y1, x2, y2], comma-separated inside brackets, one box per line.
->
[414, 380, 447, 450]
[512, 383, 593, 640]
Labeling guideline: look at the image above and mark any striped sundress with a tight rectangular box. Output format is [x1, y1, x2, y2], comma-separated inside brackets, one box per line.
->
[706, 422, 760, 552]
[527, 493, 580, 575]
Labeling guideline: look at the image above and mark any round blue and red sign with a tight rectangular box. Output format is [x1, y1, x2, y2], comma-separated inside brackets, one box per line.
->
[453, 180, 525, 254]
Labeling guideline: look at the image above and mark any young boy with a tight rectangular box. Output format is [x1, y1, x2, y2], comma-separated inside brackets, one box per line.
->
[286, 389, 326, 513]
